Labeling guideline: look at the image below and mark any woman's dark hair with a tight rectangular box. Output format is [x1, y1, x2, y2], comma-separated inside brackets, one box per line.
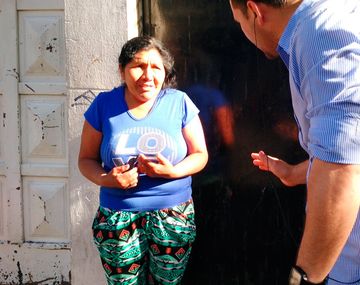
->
[118, 35, 177, 88]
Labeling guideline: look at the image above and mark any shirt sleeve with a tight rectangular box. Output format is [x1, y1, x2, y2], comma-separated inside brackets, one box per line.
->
[305, 40, 360, 164]
[84, 92, 103, 132]
[182, 93, 200, 128]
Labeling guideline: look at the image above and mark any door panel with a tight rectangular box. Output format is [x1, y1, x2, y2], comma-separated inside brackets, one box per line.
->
[19, 11, 65, 83]
[17, 2, 68, 243]
[21, 96, 67, 166]
[0, 0, 70, 283]
[23, 177, 69, 242]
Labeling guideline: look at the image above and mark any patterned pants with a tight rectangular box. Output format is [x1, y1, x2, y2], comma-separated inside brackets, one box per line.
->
[92, 199, 196, 285]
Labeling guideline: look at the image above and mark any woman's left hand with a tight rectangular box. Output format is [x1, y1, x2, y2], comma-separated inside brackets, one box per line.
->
[137, 153, 175, 178]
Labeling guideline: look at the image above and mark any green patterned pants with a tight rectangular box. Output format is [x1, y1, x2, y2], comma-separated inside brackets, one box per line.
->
[92, 199, 196, 285]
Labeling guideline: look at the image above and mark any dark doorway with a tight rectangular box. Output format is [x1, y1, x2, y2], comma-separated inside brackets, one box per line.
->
[143, 1, 308, 284]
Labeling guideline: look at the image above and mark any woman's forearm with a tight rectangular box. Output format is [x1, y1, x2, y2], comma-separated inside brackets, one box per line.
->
[172, 151, 208, 178]
[78, 158, 107, 186]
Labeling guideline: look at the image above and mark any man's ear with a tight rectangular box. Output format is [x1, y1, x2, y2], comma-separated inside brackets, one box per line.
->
[247, 1, 264, 24]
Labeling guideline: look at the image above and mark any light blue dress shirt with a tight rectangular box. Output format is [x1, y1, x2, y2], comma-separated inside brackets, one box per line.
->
[277, 0, 360, 283]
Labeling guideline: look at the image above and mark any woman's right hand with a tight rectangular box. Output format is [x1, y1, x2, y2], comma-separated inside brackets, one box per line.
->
[102, 165, 139, 189]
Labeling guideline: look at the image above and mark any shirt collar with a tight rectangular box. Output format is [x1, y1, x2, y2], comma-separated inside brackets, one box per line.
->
[277, 0, 319, 67]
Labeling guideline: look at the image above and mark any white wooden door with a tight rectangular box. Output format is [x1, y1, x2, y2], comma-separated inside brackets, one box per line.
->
[0, 0, 70, 283]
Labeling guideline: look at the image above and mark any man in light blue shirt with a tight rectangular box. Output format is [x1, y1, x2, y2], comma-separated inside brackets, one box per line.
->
[229, 0, 360, 284]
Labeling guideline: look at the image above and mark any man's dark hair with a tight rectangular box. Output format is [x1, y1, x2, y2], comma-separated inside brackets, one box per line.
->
[230, 0, 286, 9]
[118, 35, 177, 88]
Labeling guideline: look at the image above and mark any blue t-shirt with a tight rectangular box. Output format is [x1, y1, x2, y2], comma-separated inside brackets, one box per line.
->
[84, 86, 199, 211]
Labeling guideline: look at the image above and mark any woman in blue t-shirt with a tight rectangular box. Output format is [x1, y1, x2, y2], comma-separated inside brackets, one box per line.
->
[78, 36, 208, 284]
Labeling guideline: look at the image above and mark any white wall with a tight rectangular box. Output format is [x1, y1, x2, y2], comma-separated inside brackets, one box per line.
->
[65, 0, 139, 284]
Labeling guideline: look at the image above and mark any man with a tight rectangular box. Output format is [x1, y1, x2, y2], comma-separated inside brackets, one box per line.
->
[229, 0, 360, 284]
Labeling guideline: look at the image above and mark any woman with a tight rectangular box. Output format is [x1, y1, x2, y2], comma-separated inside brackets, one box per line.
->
[78, 35, 208, 285]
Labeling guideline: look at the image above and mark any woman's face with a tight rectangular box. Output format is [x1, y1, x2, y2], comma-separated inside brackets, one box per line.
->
[121, 48, 166, 104]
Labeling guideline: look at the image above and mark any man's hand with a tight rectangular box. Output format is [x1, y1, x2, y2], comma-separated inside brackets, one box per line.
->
[251, 150, 308, 186]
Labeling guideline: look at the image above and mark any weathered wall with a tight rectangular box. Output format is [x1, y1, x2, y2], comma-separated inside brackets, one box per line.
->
[66, 0, 141, 284]
[0, 0, 140, 284]
[0, 0, 71, 283]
